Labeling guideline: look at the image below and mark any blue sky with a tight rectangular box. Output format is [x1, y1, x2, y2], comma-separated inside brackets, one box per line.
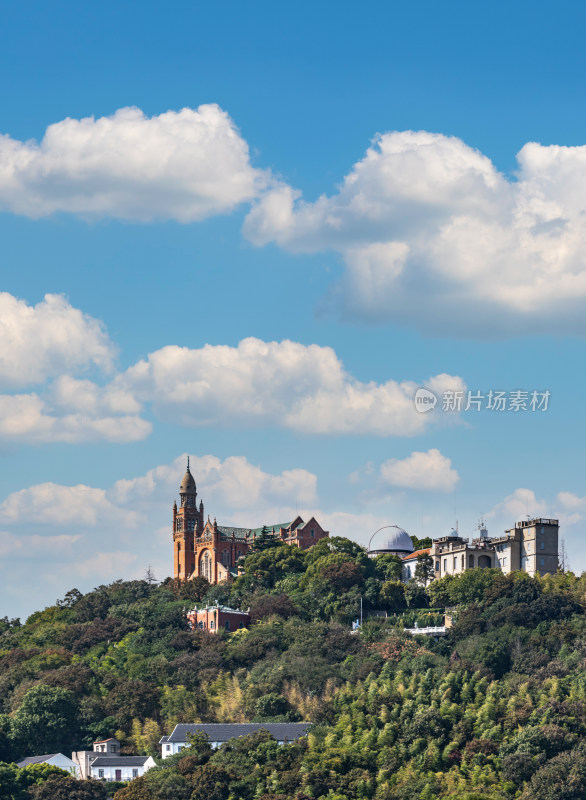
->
[1, 0, 585, 618]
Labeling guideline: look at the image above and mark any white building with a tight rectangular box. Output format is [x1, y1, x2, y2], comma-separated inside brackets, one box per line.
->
[17, 753, 79, 777]
[400, 518, 559, 584]
[160, 723, 311, 758]
[72, 737, 121, 779]
[90, 755, 155, 782]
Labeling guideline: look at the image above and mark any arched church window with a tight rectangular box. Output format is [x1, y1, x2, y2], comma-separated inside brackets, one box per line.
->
[187, 518, 196, 532]
[201, 551, 212, 581]
[176, 518, 182, 532]
[222, 550, 231, 566]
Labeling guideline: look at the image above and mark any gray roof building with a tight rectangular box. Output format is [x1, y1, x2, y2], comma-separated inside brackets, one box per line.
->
[162, 722, 311, 745]
[17, 754, 58, 768]
[91, 756, 151, 768]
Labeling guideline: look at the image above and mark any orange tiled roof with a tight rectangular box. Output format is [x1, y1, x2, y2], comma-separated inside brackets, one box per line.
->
[402, 547, 431, 561]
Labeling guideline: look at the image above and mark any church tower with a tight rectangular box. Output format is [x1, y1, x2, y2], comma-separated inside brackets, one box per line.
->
[173, 458, 204, 580]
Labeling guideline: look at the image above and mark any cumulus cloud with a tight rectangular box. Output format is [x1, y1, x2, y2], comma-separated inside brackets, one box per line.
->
[0, 104, 267, 221]
[108, 453, 317, 512]
[0, 452, 321, 616]
[0, 391, 151, 445]
[0, 482, 139, 527]
[380, 448, 459, 492]
[119, 337, 464, 436]
[487, 487, 586, 530]
[244, 131, 586, 335]
[0, 293, 151, 445]
[0, 293, 114, 389]
[0, 531, 81, 557]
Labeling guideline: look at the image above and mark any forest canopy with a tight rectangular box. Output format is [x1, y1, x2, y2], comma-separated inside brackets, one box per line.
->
[1, 538, 585, 799]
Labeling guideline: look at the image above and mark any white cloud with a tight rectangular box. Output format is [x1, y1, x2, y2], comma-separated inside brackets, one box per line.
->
[487, 487, 586, 530]
[244, 131, 586, 336]
[0, 532, 81, 557]
[0, 482, 139, 527]
[380, 448, 459, 492]
[0, 293, 114, 389]
[0, 294, 150, 445]
[0, 452, 322, 616]
[0, 104, 267, 221]
[119, 337, 464, 436]
[0, 391, 151, 444]
[108, 453, 317, 512]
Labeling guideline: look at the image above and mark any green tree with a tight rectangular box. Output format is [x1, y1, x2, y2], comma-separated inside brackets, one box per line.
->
[113, 777, 153, 800]
[11, 686, 79, 759]
[189, 764, 232, 800]
[379, 581, 407, 612]
[28, 775, 107, 800]
[373, 554, 403, 582]
[414, 553, 434, 585]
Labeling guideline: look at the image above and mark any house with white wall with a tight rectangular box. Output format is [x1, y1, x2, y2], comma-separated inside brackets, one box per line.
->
[17, 754, 79, 777]
[90, 755, 155, 782]
[160, 722, 311, 758]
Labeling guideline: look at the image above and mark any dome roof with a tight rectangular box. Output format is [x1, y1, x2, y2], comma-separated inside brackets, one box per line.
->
[370, 527, 413, 554]
[180, 460, 196, 493]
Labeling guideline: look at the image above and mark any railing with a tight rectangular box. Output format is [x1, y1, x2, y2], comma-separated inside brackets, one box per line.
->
[404, 625, 446, 636]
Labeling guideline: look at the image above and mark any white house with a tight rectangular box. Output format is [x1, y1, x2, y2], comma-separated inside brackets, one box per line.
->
[90, 755, 155, 782]
[17, 753, 79, 777]
[160, 722, 311, 758]
[72, 737, 122, 779]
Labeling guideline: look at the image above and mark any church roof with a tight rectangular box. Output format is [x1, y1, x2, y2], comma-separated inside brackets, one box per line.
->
[180, 460, 196, 493]
[217, 522, 295, 541]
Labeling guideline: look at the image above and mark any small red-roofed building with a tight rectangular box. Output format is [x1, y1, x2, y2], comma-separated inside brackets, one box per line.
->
[187, 604, 250, 633]
[402, 548, 432, 582]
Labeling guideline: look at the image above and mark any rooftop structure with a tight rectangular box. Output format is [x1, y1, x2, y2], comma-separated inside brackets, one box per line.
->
[161, 722, 311, 758]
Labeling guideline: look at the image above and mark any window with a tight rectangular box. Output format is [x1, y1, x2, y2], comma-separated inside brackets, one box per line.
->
[188, 518, 196, 532]
[225, 620, 231, 630]
[468, 554, 474, 568]
[540, 541, 545, 550]
[166, 745, 171, 751]
[98, 769, 104, 779]
[540, 558, 545, 567]
[200, 551, 212, 581]
[435, 561, 440, 571]
[210, 620, 215, 629]
[310, 528, 315, 537]
[443, 558, 447, 572]
[453, 557, 457, 570]
[132, 769, 139, 778]
[176, 518, 183, 531]
[178, 746, 183, 752]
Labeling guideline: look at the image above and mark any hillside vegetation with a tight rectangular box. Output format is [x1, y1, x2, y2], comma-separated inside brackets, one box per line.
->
[1, 536, 586, 799]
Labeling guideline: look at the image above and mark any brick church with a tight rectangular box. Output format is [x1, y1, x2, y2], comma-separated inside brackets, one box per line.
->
[173, 460, 330, 584]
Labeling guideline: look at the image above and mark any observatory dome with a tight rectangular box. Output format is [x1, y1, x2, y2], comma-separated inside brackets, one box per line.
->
[368, 527, 414, 557]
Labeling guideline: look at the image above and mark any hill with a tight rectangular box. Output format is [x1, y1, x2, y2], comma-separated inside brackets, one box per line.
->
[1, 537, 586, 799]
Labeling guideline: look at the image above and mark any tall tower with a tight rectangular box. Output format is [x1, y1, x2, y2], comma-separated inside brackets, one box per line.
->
[173, 458, 204, 580]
